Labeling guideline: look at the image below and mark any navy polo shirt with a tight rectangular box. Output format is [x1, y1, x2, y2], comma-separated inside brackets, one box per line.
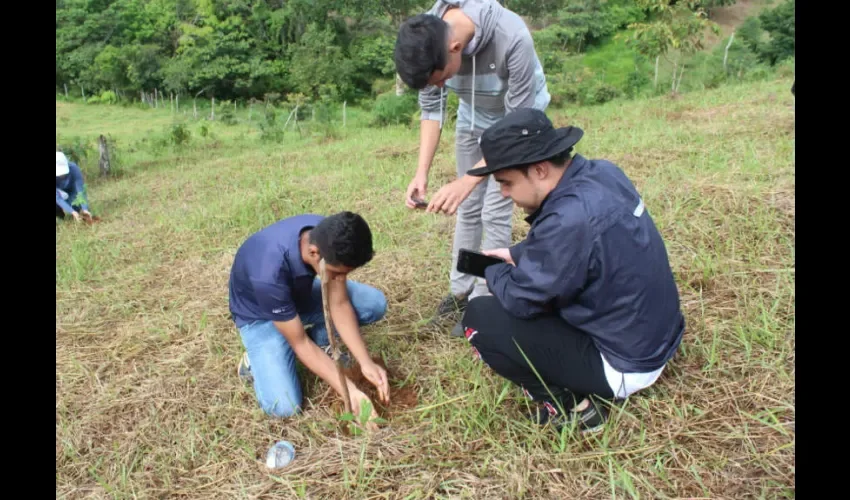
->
[228, 214, 324, 327]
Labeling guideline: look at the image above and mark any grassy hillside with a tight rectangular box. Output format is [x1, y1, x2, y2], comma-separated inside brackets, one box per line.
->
[56, 75, 795, 498]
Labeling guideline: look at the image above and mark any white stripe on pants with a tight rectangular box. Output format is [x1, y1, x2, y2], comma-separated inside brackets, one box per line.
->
[449, 130, 514, 298]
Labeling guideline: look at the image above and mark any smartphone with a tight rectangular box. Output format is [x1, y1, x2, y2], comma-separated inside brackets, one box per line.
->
[412, 197, 428, 209]
[456, 248, 506, 278]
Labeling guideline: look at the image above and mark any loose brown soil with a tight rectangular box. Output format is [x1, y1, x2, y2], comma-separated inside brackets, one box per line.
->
[325, 355, 419, 421]
[82, 213, 103, 224]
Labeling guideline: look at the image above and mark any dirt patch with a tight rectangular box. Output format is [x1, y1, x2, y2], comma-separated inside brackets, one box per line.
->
[323, 355, 419, 421]
[82, 213, 103, 225]
[703, 0, 768, 46]
[710, 0, 763, 35]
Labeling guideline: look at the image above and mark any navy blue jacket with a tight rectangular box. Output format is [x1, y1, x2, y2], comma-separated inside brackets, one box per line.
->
[485, 154, 685, 373]
[56, 162, 88, 214]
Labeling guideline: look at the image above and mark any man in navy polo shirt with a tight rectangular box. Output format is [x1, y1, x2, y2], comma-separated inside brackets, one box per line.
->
[229, 211, 390, 418]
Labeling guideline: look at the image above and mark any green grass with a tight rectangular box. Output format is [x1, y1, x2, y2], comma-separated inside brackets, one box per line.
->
[56, 75, 795, 498]
[562, 33, 650, 89]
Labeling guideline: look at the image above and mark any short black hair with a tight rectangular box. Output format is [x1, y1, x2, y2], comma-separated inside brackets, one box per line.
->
[309, 211, 374, 268]
[394, 14, 449, 90]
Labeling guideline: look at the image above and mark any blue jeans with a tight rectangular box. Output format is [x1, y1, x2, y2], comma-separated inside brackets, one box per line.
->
[238, 279, 387, 418]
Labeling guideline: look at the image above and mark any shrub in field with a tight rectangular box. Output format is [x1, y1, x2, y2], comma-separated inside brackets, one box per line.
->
[584, 81, 621, 104]
[218, 100, 237, 125]
[57, 136, 95, 166]
[625, 69, 651, 97]
[170, 122, 191, 146]
[371, 92, 418, 127]
[548, 68, 622, 107]
[99, 91, 118, 104]
[258, 104, 285, 142]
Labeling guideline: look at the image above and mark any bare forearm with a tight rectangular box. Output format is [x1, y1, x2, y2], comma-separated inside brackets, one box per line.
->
[464, 157, 488, 186]
[291, 337, 355, 396]
[416, 119, 442, 177]
[330, 300, 372, 366]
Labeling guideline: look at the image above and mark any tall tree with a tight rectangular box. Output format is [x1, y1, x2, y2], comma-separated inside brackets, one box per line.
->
[623, 0, 718, 91]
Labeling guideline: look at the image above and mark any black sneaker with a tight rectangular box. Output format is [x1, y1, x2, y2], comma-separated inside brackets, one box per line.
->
[450, 321, 466, 338]
[434, 293, 469, 321]
[417, 293, 469, 336]
[528, 398, 609, 434]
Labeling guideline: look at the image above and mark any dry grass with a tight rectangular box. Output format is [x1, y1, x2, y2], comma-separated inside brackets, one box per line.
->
[57, 77, 794, 499]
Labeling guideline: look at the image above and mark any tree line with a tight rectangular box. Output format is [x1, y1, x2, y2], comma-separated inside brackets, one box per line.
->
[56, 1, 792, 106]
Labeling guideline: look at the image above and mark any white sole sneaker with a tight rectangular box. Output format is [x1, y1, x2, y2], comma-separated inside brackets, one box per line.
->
[237, 352, 253, 383]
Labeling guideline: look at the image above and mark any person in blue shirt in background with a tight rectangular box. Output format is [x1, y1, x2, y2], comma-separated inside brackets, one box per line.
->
[56, 152, 92, 222]
[229, 211, 390, 420]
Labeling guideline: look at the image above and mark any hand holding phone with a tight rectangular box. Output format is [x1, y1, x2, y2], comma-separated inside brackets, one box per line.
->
[406, 175, 428, 209]
[482, 248, 514, 265]
[412, 197, 428, 209]
[456, 248, 507, 278]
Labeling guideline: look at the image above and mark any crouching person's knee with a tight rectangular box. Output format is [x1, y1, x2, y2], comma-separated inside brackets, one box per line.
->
[259, 395, 302, 419]
[461, 295, 500, 346]
[353, 286, 388, 325]
[364, 289, 388, 324]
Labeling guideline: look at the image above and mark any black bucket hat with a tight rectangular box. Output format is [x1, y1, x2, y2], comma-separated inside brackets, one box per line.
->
[468, 108, 583, 177]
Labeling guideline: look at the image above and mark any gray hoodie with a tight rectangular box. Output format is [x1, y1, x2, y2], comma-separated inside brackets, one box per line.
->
[419, 0, 551, 133]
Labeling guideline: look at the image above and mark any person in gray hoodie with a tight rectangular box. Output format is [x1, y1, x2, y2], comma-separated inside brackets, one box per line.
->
[394, 0, 551, 335]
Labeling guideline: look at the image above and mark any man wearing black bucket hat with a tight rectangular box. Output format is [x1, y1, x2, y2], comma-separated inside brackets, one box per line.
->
[458, 108, 685, 433]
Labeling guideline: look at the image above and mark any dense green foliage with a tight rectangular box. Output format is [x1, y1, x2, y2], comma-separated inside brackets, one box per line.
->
[56, 0, 793, 116]
[737, 0, 795, 66]
[56, 0, 431, 102]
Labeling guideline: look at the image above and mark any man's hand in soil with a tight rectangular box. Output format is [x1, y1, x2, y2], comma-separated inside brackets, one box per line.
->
[427, 175, 484, 215]
[272, 316, 376, 421]
[360, 361, 390, 404]
[71, 211, 81, 222]
[348, 385, 380, 431]
[80, 209, 93, 220]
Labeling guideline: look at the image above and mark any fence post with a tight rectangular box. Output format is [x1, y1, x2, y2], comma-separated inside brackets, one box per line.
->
[723, 33, 735, 73]
[97, 135, 111, 177]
